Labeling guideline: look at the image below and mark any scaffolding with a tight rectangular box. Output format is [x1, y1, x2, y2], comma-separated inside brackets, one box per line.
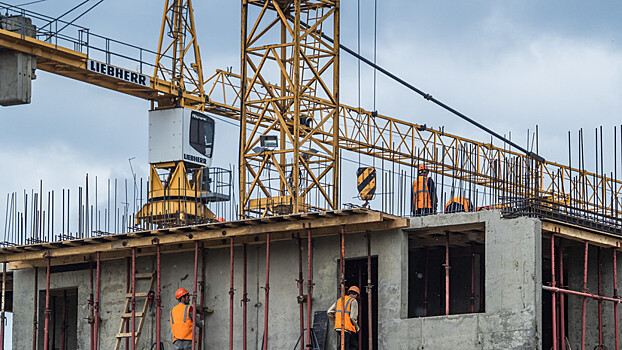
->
[545, 230, 622, 350]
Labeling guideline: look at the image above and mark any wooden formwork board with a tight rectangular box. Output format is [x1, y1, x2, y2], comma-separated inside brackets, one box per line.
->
[542, 219, 622, 249]
[0, 209, 408, 270]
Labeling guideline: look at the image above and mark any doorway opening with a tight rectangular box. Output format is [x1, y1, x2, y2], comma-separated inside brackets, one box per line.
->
[38, 287, 78, 350]
[339, 257, 378, 350]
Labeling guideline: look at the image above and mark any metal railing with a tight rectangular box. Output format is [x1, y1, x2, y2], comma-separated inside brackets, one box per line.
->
[0, 2, 173, 75]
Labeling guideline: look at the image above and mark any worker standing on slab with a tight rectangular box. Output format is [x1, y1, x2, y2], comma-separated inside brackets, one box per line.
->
[327, 286, 360, 350]
[412, 165, 437, 216]
[170, 288, 202, 350]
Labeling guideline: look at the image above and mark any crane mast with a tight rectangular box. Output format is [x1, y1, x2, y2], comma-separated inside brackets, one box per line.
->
[239, 0, 340, 217]
[153, 0, 206, 110]
[137, 0, 221, 227]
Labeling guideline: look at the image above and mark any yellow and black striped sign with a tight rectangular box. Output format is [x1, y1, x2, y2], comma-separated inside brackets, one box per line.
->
[357, 167, 376, 201]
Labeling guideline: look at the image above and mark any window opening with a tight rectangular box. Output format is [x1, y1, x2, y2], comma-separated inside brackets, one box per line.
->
[408, 229, 485, 317]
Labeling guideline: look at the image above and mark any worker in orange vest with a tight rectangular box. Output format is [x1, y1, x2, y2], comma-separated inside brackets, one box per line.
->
[327, 286, 360, 350]
[170, 288, 203, 350]
[445, 196, 473, 213]
[412, 165, 437, 216]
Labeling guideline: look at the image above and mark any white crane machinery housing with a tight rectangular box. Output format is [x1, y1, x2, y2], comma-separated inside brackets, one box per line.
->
[149, 107, 215, 168]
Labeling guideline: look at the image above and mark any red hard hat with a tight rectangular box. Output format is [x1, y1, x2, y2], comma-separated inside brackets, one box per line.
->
[418, 164, 428, 171]
[215, 217, 226, 223]
[348, 286, 361, 295]
[175, 288, 189, 300]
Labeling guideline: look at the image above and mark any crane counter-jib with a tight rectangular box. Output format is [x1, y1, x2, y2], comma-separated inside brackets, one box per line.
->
[0, 27, 205, 108]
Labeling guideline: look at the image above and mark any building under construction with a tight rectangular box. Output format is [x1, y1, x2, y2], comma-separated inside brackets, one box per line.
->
[1, 1, 622, 350]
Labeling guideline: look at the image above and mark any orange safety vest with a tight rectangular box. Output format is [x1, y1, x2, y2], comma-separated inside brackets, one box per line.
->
[170, 303, 194, 341]
[334, 295, 357, 333]
[445, 196, 471, 213]
[413, 176, 432, 209]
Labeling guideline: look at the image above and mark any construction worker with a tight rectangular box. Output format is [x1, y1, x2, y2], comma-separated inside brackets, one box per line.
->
[445, 196, 473, 213]
[327, 286, 360, 350]
[170, 288, 203, 350]
[412, 165, 437, 216]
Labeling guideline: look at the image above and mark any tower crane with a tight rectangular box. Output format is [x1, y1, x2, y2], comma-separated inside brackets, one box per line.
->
[0, 1, 620, 223]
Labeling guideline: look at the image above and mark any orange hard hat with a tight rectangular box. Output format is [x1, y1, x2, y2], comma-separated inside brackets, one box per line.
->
[347, 286, 361, 295]
[215, 217, 226, 223]
[175, 288, 189, 300]
[418, 164, 428, 171]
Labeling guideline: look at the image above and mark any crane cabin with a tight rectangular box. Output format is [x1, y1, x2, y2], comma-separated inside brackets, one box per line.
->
[148, 107, 215, 168]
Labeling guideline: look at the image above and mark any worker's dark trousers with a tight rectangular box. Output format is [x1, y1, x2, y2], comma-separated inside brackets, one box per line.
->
[173, 339, 192, 350]
[336, 331, 358, 350]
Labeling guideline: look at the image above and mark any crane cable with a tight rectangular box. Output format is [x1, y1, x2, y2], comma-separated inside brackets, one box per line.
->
[291, 15, 545, 163]
[372, 0, 377, 170]
[357, 0, 361, 167]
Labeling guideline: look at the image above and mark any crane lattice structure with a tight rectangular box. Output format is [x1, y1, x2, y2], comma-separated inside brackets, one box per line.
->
[153, 0, 206, 110]
[206, 69, 622, 224]
[239, 0, 340, 216]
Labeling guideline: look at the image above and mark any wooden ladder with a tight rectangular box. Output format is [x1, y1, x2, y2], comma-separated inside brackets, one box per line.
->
[114, 272, 155, 350]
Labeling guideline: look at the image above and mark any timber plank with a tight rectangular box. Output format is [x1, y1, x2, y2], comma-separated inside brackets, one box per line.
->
[1, 210, 404, 269]
[541, 220, 622, 248]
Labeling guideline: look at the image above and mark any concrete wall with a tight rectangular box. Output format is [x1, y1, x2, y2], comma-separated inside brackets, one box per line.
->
[0, 52, 34, 106]
[0, 15, 36, 106]
[398, 211, 542, 350]
[12, 210, 542, 349]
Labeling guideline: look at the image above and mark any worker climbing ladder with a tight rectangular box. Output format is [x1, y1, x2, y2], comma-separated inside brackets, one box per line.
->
[114, 255, 156, 350]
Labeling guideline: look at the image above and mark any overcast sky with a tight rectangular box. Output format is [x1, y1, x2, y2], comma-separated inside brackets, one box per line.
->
[1, 0, 622, 345]
[2, 0, 622, 225]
